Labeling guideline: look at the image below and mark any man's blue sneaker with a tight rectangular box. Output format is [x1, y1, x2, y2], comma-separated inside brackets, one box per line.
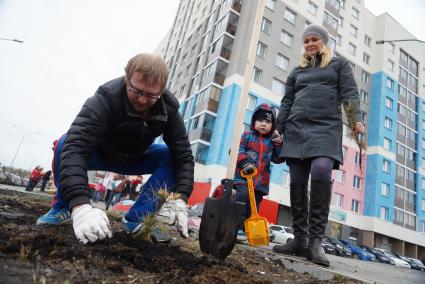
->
[36, 207, 71, 225]
[121, 217, 172, 243]
[236, 229, 247, 243]
[121, 216, 144, 234]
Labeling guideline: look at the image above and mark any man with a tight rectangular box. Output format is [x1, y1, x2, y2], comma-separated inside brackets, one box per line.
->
[36, 53, 194, 244]
[25, 165, 44, 192]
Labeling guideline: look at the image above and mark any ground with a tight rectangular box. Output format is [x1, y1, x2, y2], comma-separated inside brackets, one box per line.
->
[0, 188, 358, 283]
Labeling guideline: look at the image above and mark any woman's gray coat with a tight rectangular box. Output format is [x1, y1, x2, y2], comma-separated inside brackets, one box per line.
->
[276, 56, 362, 168]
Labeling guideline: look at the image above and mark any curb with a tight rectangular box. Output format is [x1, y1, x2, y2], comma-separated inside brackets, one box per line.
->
[244, 246, 371, 283]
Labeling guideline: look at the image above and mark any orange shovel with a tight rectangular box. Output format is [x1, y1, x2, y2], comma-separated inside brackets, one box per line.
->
[240, 167, 269, 246]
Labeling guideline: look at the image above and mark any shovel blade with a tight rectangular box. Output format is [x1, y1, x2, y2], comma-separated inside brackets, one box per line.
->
[244, 216, 269, 247]
[199, 181, 243, 259]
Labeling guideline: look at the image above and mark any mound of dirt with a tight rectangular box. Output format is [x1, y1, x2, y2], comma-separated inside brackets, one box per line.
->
[0, 188, 355, 283]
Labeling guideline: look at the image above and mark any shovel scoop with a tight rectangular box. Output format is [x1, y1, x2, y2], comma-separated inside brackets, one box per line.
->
[199, 179, 244, 259]
[241, 168, 269, 247]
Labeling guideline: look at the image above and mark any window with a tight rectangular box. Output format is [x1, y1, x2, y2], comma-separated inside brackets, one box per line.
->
[422, 200, 425, 211]
[386, 78, 394, 90]
[256, 42, 267, 58]
[334, 193, 344, 208]
[354, 152, 361, 165]
[324, 12, 338, 30]
[252, 67, 262, 84]
[383, 137, 391, 150]
[335, 170, 345, 183]
[328, 38, 336, 51]
[247, 94, 257, 110]
[185, 64, 191, 77]
[389, 42, 395, 53]
[361, 71, 370, 83]
[422, 139, 425, 149]
[338, 16, 344, 27]
[353, 175, 361, 189]
[385, 97, 393, 109]
[348, 42, 356, 55]
[261, 17, 272, 34]
[383, 159, 390, 173]
[363, 53, 370, 65]
[284, 8, 297, 24]
[280, 30, 293, 47]
[276, 53, 289, 70]
[271, 78, 285, 96]
[381, 183, 390, 196]
[380, 207, 389, 220]
[360, 89, 368, 102]
[384, 117, 392, 129]
[364, 35, 371, 47]
[266, 0, 276, 10]
[352, 7, 359, 19]
[327, 0, 340, 10]
[307, 1, 318, 15]
[342, 146, 348, 160]
[336, 34, 342, 46]
[350, 24, 358, 37]
[351, 199, 360, 213]
[388, 59, 394, 72]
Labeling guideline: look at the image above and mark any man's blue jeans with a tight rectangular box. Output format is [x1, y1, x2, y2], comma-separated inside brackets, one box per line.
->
[51, 134, 175, 223]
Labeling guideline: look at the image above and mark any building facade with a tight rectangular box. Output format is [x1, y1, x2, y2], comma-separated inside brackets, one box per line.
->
[156, 0, 425, 258]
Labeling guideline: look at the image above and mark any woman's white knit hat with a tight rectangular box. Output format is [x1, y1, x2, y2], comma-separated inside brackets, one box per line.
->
[302, 24, 329, 45]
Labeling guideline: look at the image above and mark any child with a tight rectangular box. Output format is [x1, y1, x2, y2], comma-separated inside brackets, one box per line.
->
[233, 103, 283, 242]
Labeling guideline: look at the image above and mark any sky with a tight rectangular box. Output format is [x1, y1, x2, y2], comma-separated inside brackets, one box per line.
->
[0, 0, 423, 171]
[0, 0, 179, 170]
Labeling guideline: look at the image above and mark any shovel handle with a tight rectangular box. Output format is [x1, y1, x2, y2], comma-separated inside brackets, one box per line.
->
[240, 168, 259, 217]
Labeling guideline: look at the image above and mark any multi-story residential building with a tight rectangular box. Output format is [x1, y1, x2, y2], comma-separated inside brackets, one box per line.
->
[156, 0, 425, 259]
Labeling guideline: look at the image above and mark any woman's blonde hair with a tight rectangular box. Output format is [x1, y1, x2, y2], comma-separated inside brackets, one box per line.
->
[299, 45, 333, 68]
[124, 53, 169, 90]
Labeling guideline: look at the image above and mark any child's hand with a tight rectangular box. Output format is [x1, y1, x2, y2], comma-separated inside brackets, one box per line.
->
[242, 164, 255, 175]
[272, 130, 283, 146]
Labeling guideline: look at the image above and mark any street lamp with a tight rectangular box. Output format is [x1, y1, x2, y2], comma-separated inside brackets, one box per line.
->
[0, 37, 24, 43]
[10, 125, 39, 168]
[376, 39, 425, 45]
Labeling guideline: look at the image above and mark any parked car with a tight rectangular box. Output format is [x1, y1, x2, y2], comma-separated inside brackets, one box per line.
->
[269, 225, 294, 244]
[321, 238, 335, 254]
[324, 236, 352, 257]
[339, 240, 376, 261]
[374, 248, 411, 268]
[188, 203, 204, 217]
[393, 253, 425, 271]
[360, 245, 394, 264]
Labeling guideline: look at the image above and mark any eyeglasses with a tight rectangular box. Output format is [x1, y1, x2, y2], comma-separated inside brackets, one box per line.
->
[127, 79, 161, 100]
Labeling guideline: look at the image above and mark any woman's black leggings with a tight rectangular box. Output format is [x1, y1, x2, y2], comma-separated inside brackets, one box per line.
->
[287, 157, 334, 183]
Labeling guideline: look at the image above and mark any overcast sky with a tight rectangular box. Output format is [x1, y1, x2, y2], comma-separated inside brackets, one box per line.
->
[0, 0, 423, 171]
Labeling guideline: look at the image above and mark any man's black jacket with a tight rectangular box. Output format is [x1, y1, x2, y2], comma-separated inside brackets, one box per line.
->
[60, 77, 194, 209]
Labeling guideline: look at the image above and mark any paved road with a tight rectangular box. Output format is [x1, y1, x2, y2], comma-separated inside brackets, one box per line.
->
[255, 242, 425, 284]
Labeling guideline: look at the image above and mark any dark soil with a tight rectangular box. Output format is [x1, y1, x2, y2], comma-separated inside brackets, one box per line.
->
[0, 188, 357, 283]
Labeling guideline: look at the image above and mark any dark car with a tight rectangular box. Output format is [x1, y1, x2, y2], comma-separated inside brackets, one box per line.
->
[360, 245, 394, 264]
[321, 238, 335, 254]
[325, 236, 352, 257]
[393, 253, 425, 271]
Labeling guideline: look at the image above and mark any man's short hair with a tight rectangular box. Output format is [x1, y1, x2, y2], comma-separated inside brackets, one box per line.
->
[124, 53, 169, 91]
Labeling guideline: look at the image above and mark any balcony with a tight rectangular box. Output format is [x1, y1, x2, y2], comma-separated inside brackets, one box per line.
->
[191, 142, 209, 165]
[200, 59, 228, 89]
[208, 35, 234, 63]
[214, 12, 239, 40]
[189, 127, 213, 142]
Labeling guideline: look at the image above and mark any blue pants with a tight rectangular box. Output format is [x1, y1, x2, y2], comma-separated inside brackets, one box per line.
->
[52, 134, 175, 223]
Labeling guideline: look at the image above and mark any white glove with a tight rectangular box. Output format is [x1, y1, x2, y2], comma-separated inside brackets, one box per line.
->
[71, 204, 112, 244]
[171, 198, 189, 238]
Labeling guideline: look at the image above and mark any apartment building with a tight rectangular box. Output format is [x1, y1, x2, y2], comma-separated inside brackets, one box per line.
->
[156, 0, 425, 258]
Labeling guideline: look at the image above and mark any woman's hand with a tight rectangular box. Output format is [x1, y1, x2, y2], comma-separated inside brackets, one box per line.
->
[354, 122, 365, 134]
[272, 130, 283, 146]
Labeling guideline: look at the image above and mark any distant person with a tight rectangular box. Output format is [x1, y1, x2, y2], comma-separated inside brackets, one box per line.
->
[25, 165, 44, 192]
[40, 170, 52, 192]
[36, 53, 194, 244]
[232, 104, 283, 242]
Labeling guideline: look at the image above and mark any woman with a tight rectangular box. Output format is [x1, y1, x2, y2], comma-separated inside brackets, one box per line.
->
[273, 24, 364, 267]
